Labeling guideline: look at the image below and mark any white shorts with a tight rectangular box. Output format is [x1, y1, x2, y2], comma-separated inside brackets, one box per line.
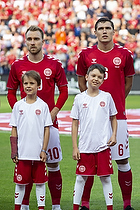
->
[46, 126, 62, 163]
[111, 120, 130, 160]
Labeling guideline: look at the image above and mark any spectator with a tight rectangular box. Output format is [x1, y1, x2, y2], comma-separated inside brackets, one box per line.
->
[55, 47, 67, 72]
[134, 48, 140, 74]
[55, 26, 67, 45]
[1, 0, 140, 75]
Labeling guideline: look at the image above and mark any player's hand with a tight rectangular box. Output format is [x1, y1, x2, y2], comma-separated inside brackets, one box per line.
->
[12, 156, 18, 163]
[51, 107, 59, 122]
[40, 151, 47, 162]
[107, 135, 117, 147]
[73, 148, 80, 160]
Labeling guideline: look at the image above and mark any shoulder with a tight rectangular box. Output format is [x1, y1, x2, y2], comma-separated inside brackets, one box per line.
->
[100, 90, 111, 98]
[79, 45, 97, 56]
[114, 44, 133, 56]
[76, 91, 86, 98]
[37, 97, 49, 107]
[13, 98, 25, 109]
[11, 56, 28, 67]
[43, 54, 63, 70]
[44, 54, 62, 64]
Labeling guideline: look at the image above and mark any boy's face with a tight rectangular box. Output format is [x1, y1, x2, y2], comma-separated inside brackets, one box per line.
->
[85, 68, 104, 89]
[23, 75, 40, 96]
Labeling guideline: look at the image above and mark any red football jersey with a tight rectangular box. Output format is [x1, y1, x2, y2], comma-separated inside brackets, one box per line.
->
[7, 54, 68, 127]
[77, 44, 135, 119]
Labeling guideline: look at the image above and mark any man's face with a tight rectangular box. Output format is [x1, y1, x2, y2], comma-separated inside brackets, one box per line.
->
[25, 30, 44, 55]
[94, 21, 114, 44]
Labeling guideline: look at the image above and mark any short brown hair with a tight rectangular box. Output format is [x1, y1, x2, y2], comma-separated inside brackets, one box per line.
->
[22, 70, 41, 86]
[25, 25, 44, 39]
[95, 17, 114, 30]
[87, 64, 106, 78]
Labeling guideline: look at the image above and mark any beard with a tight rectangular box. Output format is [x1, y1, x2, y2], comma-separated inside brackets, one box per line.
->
[28, 46, 42, 55]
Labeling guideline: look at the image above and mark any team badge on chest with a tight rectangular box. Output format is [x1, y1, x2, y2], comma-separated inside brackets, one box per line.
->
[35, 109, 41, 115]
[44, 68, 52, 77]
[113, 57, 121, 65]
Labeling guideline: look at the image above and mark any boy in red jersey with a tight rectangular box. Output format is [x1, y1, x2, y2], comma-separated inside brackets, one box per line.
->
[77, 17, 135, 210]
[10, 70, 53, 210]
[7, 25, 68, 210]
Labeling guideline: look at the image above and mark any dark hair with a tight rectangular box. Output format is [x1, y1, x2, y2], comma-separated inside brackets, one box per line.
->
[95, 17, 114, 30]
[87, 64, 106, 77]
[25, 25, 44, 39]
[22, 70, 41, 86]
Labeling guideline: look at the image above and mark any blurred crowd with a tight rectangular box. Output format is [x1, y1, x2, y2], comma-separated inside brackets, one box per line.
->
[0, 0, 140, 76]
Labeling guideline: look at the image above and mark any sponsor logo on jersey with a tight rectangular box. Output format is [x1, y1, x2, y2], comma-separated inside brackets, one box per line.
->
[83, 103, 88, 108]
[44, 68, 52, 77]
[35, 109, 41, 115]
[113, 57, 121, 65]
[100, 101, 105, 107]
[22, 71, 27, 75]
[91, 58, 97, 63]
[19, 110, 23, 115]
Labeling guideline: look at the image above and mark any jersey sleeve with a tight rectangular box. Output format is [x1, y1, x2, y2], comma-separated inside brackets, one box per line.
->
[70, 95, 79, 120]
[9, 103, 18, 127]
[44, 103, 53, 127]
[55, 60, 68, 87]
[124, 49, 135, 77]
[77, 50, 88, 76]
[109, 94, 118, 117]
[7, 61, 20, 90]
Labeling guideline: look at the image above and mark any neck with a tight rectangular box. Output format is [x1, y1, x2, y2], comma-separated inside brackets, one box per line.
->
[26, 95, 37, 104]
[97, 42, 114, 52]
[87, 89, 99, 97]
[28, 53, 44, 63]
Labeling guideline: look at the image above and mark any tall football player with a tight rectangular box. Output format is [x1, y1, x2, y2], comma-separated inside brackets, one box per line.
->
[7, 25, 68, 210]
[77, 17, 135, 210]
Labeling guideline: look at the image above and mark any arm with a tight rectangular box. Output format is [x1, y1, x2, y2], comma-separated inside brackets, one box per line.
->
[78, 76, 87, 92]
[125, 76, 134, 98]
[107, 115, 117, 146]
[10, 126, 18, 163]
[72, 119, 80, 160]
[51, 85, 68, 122]
[40, 126, 50, 162]
[7, 89, 18, 109]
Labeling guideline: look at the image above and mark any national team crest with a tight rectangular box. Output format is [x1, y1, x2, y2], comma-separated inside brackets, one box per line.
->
[100, 101, 105, 107]
[35, 109, 41, 115]
[79, 165, 86, 173]
[17, 174, 22, 182]
[44, 68, 52, 77]
[113, 57, 121, 65]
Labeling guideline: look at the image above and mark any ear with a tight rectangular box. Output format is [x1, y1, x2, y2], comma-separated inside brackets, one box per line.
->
[101, 78, 104, 85]
[94, 30, 97, 36]
[37, 85, 41, 90]
[85, 74, 88, 81]
[42, 39, 45, 46]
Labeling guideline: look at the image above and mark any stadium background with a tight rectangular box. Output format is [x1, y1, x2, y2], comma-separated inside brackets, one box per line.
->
[0, 1, 140, 208]
[0, 0, 140, 94]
